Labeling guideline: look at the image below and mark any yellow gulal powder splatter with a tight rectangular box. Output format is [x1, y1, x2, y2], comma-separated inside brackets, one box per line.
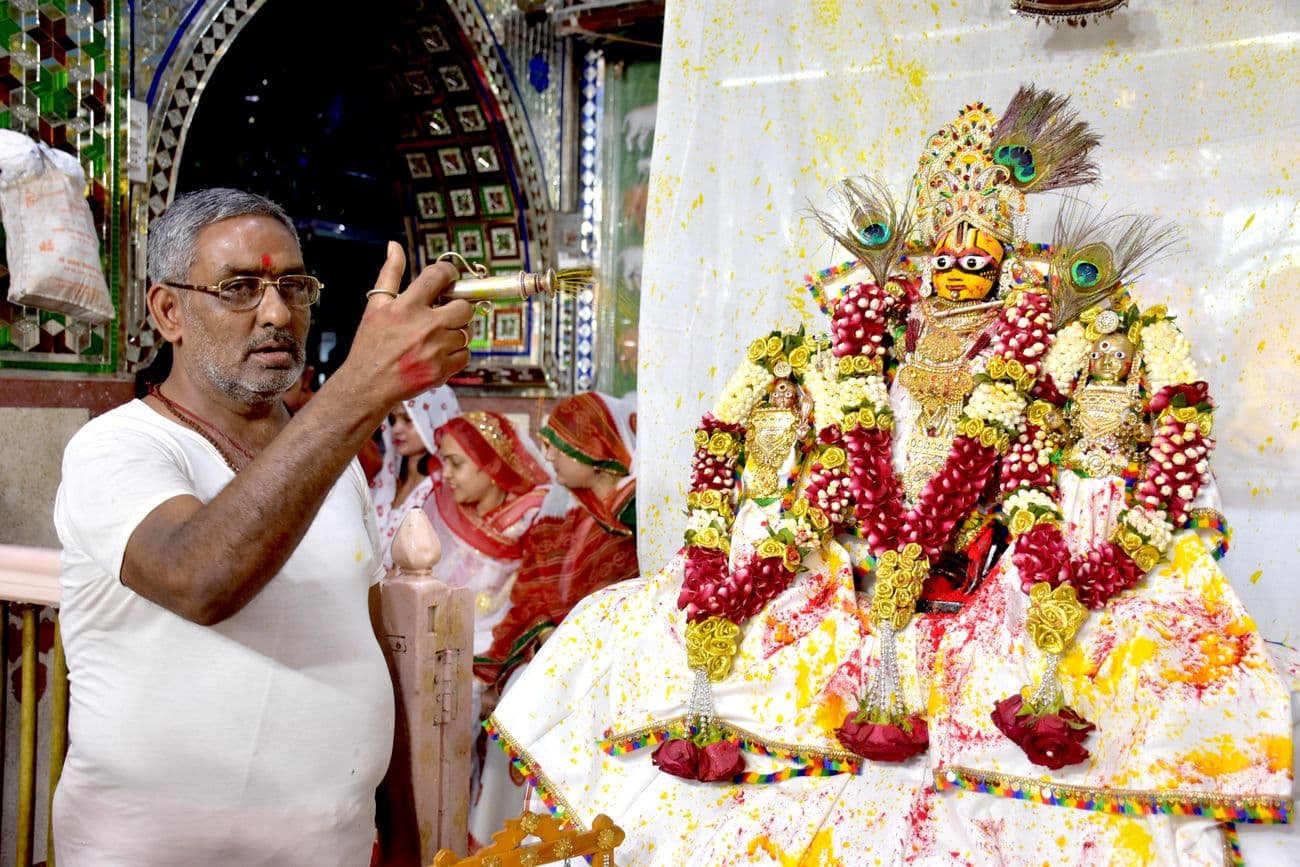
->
[1251, 734, 1294, 774]
[1183, 735, 1255, 778]
[812, 0, 841, 30]
[1112, 815, 1156, 863]
[745, 828, 836, 866]
[1077, 635, 1157, 697]
[795, 617, 839, 711]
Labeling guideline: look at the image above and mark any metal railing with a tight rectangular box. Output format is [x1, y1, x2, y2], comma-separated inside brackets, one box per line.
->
[0, 545, 65, 867]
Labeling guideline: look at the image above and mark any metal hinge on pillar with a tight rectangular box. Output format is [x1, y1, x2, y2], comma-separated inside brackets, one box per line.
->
[431, 648, 460, 725]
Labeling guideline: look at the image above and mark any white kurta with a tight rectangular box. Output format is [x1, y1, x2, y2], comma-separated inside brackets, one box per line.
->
[53, 401, 393, 866]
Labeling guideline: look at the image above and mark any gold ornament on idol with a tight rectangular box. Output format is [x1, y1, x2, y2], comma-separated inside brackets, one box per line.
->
[743, 378, 802, 498]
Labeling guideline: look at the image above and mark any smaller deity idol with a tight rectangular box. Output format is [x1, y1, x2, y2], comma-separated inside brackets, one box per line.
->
[1060, 317, 1150, 481]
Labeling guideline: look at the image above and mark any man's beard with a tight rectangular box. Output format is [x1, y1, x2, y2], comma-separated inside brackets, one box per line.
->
[187, 325, 305, 406]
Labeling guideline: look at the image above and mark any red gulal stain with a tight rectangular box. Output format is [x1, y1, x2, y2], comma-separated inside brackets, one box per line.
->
[398, 350, 438, 391]
[261, 253, 273, 268]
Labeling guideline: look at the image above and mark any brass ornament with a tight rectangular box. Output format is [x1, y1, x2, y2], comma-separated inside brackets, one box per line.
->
[744, 380, 802, 497]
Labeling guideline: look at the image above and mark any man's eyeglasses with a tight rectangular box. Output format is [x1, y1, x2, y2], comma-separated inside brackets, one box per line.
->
[165, 275, 323, 311]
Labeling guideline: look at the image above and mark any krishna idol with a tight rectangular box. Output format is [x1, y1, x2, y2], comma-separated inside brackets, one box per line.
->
[487, 87, 1292, 864]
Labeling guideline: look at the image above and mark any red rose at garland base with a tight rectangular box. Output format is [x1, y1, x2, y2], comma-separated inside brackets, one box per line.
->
[698, 739, 745, 781]
[991, 694, 1095, 770]
[837, 711, 929, 762]
[651, 735, 746, 782]
[650, 737, 701, 780]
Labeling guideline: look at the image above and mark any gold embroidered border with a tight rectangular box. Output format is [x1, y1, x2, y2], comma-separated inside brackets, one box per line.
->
[604, 715, 863, 765]
[935, 765, 1293, 823]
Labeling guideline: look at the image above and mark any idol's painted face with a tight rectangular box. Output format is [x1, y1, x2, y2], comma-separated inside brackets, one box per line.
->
[1089, 333, 1135, 384]
[931, 224, 1005, 302]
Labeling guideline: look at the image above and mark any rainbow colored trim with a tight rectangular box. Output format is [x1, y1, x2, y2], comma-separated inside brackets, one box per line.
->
[599, 718, 862, 784]
[1221, 822, 1244, 867]
[1185, 511, 1232, 561]
[484, 717, 578, 823]
[935, 767, 1292, 824]
[802, 260, 861, 317]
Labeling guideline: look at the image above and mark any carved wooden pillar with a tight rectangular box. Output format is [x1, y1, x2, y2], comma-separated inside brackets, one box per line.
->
[380, 509, 475, 864]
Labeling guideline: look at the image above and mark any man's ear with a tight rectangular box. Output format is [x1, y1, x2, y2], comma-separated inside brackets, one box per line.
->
[148, 283, 186, 343]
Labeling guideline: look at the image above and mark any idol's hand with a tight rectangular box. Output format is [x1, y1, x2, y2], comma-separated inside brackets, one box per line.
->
[341, 241, 475, 407]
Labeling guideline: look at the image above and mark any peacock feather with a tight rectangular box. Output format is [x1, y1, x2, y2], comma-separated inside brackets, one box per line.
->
[808, 176, 914, 289]
[1048, 195, 1180, 326]
[991, 86, 1102, 194]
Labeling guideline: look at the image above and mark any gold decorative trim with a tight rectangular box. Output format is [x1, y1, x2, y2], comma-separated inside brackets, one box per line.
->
[935, 765, 1292, 823]
[604, 715, 863, 765]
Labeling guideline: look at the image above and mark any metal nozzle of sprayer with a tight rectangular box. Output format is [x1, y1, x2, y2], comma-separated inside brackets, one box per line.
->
[436, 252, 593, 303]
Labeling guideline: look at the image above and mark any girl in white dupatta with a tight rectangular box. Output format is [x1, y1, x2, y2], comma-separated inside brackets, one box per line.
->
[368, 385, 459, 568]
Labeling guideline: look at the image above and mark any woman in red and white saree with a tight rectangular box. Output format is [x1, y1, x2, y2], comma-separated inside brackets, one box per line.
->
[431, 411, 551, 667]
[469, 393, 640, 846]
[474, 392, 640, 691]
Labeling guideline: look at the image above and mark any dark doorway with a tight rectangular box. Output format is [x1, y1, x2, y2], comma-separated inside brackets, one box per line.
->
[177, 0, 406, 378]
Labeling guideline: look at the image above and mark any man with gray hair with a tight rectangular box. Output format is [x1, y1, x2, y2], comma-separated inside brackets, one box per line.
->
[52, 188, 474, 865]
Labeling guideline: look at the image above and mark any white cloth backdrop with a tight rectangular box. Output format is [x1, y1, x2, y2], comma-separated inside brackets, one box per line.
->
[636, 0, 1300, 642]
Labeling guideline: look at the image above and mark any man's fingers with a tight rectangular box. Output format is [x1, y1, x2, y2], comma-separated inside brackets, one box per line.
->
[431, 298, 475, 330]
[364, 242, 406, 313]
[400, 261, 461, 309]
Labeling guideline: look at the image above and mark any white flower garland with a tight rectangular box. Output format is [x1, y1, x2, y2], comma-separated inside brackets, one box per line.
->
[1141, 319, 1197, 393]
[1004, 487, 1058, 515]
[1121, 504, 1175, 552]
[966, 380, 1029, 430]
[803, 360, 891, 429]
[715, 359, 776, 425]
[1043, 321, 1091, 389]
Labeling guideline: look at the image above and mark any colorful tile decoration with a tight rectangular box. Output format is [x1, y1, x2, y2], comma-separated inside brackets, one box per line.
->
[425, 108, 451, 137]
[455, 225, 485, 260]
[471, 144, 499, 172]
[439, 65, 469, 92]
[136, 0, 549, 372]
[489, 225, 519, 258]
[455, 104, 486, 133]
[422, 231, 450, 265]
[437, 147, 467, 176]
[449, 188, 476, 218]
[0, 0, 126, 372]
[406, 151, 434, 178]
[492, 303, 524, 349]
[403, 69, 435, 96]
[468, 305, 490, 348]
[416, 191, 445, 221]
[419, 24, 449, 53]
[481, 184, 512, 216]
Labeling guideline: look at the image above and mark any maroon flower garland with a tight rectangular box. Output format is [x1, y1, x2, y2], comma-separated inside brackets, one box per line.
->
[829, 279, 1056, 761]
[995, 312, 1216, 768]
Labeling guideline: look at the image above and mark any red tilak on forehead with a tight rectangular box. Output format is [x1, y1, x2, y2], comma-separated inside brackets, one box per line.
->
[261, 253, 273, 268]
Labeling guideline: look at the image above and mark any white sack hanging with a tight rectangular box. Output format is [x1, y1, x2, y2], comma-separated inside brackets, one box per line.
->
[0, 129, 114, 323]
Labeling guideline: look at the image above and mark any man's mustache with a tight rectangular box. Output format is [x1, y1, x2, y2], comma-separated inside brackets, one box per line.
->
[246, 330, 304, 363]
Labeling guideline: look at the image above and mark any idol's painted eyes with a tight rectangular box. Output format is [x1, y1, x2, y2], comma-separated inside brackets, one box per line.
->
[933, 252, 995, 273]
[957, 252, 994, 272]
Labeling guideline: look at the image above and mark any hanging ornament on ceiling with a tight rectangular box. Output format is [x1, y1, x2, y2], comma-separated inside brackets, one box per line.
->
[1010, 0, 1130, 27]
